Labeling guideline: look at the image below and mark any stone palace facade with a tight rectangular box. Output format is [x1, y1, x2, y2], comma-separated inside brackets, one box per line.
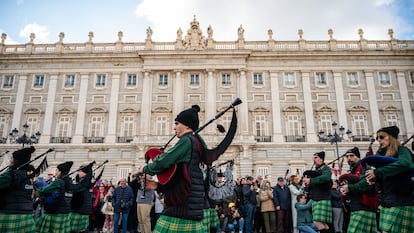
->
[1, 18, 413, 182]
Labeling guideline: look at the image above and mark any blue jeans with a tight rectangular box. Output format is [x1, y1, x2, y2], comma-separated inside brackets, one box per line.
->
[297, 223, 318, 233]
[244, 204, 256, 233]
[114, 212, 129, 233]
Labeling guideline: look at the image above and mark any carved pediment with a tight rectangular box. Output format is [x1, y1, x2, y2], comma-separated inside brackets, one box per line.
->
[183, 17, 207, 50]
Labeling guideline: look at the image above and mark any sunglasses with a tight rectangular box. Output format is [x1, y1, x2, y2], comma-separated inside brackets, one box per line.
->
[376, 135, 386, 140]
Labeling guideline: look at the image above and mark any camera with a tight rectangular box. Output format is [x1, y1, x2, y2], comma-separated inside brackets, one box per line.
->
[120, 200, 127, 209]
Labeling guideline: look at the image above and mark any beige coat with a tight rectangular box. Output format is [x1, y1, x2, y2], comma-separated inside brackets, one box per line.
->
[259, 189, 276, 212]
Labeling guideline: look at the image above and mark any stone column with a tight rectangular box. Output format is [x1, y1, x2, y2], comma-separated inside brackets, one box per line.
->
[173, 70, 184, 118]
[238, 70, 249, 136]
[270, 72, 283, 142]
[205, 69, 216, 134]
[40, 74, 58, 144]
[11, 74, 28, 130]
[333, 72, 348, 129]
[72, 73, 89, 143]
[140, 71, 152, 136]
[239, 145, 253, 176]
[364, 71, 381, 133]
[396, 71, 414, 135]
[301, 72, 317, 142]
[106, 73, 121, 143]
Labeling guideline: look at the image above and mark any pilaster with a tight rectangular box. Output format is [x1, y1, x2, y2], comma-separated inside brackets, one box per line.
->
[40, 74, 58, 144]
[270, 72, 284, 142]
[205, 69, 216, 134]
[11, 75, 28, 130]
[238, 70, 249, 136]
[173, 70, 184, 119]
[396, 71, 414, 135]
[106, 73, 121, 143]
[72, 73, 89, 143]
[140, 71, 152, 136]
[301, 72, 317, 142]
[364, 71, 381, 132]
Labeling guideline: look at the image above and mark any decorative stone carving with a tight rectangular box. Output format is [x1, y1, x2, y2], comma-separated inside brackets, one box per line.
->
[328, 29, 334, 40]
[207, 25, 213, 39]
[58, 32, 65, 43]
[118, 31, 123, 42]
[177, 28, 183, 41]
[183, 17, 206, 50]
[146, 27, 153, 41]
[388, 28, 394, 40]
[1, 33, 7, 44]
[29, 33, 35, 43]
[88, 32, 94, 42]
[268, 29, 273, 40]
[358, 28, 364, 40]
[298, 29, 303, 40]
[238, 25, 245, 40]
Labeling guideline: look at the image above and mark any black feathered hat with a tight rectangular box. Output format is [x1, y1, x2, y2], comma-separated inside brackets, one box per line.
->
[175, 105, 200, 131]
[13, 146, 35, 165]
[314, 151, 325, 160]
[377, 126, 399, 139]
[57, 161, 73, 175]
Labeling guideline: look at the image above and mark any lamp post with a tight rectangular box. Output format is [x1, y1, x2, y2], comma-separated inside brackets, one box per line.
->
[318, 121, 352, 160]
[8, 123, 41, 147]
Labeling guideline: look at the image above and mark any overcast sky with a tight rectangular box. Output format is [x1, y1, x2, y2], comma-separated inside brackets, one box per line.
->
[1, 0, 413, 44]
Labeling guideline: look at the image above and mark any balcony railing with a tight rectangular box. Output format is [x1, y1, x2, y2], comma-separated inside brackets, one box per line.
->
[50, 137, 72, 143]
[352, 136, 371, 142]
[118, 136, 134, 143]
[84, 137, 104, 143]
[285, 135, 306, 142]
[255, 136, 272, 142]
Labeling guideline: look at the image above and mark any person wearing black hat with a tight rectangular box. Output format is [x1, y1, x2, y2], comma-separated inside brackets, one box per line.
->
[365, 126, 414, 233]
[302, 151, 333, 232]
[0, 146, 36, 232]
[137, 105, 208, 233]
[340, 147, 378, 233]
[69, 163, 94, 233]
[36, 161, 74, 233]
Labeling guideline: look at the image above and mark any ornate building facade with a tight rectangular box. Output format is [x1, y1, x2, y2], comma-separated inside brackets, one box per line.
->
[1, 18, 413, 182]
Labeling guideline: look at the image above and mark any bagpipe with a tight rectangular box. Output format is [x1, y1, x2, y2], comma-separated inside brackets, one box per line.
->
[359, 134, 414, 195]
[142, 97, 241, 190]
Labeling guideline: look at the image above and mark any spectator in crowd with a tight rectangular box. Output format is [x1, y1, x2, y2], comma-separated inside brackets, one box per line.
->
[102, 186, 115, 233]
[259, 179, 276, 233]
[136, 174, 155, 233]
[295, 194, 318, 233]
[242, 176, 258, 233]
[112, 178, 134, 233]
[331, 180, 344, 233]
[273, 176, 292, 233]
[227, 202, 244, 233]
[289, 174, 305, 233]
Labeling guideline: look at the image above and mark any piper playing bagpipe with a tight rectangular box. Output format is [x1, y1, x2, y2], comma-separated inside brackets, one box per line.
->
[0, 146, 37, 232]
[137, 98, 240, 233]
[339, 146, 378, 233]
[361, 126, 414, 233]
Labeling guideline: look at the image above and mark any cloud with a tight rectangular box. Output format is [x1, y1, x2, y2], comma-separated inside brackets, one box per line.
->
[19, 23, 50, 43]
[134, 0, 410, 41]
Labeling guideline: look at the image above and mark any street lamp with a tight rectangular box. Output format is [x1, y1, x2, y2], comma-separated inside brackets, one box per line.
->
[8, 123, 41, 147]
[318, 121, 352, 160]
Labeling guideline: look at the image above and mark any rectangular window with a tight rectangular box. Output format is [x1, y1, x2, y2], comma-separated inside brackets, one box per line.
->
[347, 72, 359, 86]
[286, 115, 301, 136]
[379, 72, 390, 85]
[156, 115, 168, 135]
[0, 116, 7, 139]
[319, 115, 333, 134]
[190, 74, 199, 86]
[57, 116, 71, 137]
[89, 116, 103, 137]
[315, 72, 327, 86]
[222, 73, 231, 85]
[3, 75, 14, 88]
[96, 74, 106, 87]
[26, 116, 39, 136]
[122, 115, 135, 137]
[118, 167, 131, 180]
[385, 114, 398, 127]
[127, 74, 137, 86]
[257, 167, 269, 179]
[353, 115, 367, 136]
[254, 115, 267, 136]
[159, 74, 168, 86]
[410, 72, 414, 85]
[34, 75, 44, 88]
[253, 73, 263, 85]
[283, 72, 295, 86]
[64, 75, 75, 87]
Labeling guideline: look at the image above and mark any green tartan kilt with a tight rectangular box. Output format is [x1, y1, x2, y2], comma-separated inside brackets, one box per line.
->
[202, 208, 219, 232]
[69, 212, 89, 232]
[153, 215, 204, 233]
[379, 205, 414, 233]
[347, 210, 377, 233]
[0, 212, 36, 233]
[35, 213, 71, 233]
[311, 200, 332, 223]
